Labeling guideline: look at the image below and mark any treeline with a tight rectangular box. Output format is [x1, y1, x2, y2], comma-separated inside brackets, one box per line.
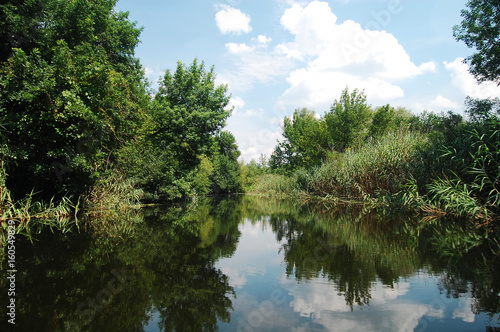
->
[249, 87, 500, 226]
[0, 0, 242, 228]
[247, 0, 500, 228]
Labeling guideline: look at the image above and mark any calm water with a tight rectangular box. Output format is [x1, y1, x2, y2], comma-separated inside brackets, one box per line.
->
[1, 195, 499, 331]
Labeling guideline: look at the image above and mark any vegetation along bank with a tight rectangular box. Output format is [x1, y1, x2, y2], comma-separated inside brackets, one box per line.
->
[0, 0, 499, 251]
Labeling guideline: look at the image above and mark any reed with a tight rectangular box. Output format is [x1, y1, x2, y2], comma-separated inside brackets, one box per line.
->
[83, 170, 144, 237]
[1, 158, 78, 267]
[251, 130, 430, 203]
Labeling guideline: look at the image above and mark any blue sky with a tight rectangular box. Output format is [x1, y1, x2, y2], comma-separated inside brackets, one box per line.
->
[115, 0, 500, 162]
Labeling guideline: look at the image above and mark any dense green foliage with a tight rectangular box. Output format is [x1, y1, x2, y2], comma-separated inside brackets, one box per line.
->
[269, 88, 414, 175]
[117, 60, 241, 202]
[1, 0, 148, 199]
[453, 0, 500, 84]
[0, 0, 243, 219]
[269, 108, 328, 174]
[259, 86, 500, 230]
[325, 87, 373, 152]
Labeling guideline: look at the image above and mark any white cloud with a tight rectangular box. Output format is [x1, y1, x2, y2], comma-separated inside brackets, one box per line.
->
[452, 296, 475, 323]
[444, 57, 500, 99]
[215, 6, 252, 34]
[279, 276, 429, 332]
[143, 66, 164, 82]
[256, 34, 272, 45]
[235, 129, 282, 161]
[228, 96, 245, 112]
[220, 49, 295, 91]
[241, 108, 264, 117]
[278, 69, 405, 110]
[276, 1, 435, 111]
[226, 43, 255, 54]
[431, 95, 459, 109]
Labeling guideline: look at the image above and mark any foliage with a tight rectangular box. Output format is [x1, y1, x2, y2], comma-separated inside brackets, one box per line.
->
[325, 87, 372, 152]
[240, 157, 268, 191]
[453, 0, 500, 84]
[260, 130, 430, 203]
[151, 59, 231, 172]
[114, 59, 239, 201]
[369, 105, 412, 137]
[269, 89, 374, 175]
[0, 0, 148, 199]
[209, 131, 242, 194]
[0, 0, 244, 250]
[434, 98, 500, 222]
[1, 152, 77, 259]
[269, 108, 328, 174]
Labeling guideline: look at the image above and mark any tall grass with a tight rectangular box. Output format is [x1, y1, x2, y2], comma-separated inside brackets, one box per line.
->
[313, 130, 429, 199]
[0, 157, 78, 267]
[83, 170, 144, 237]
[251, 130, 430, 203]
[406, 116, 500, 225]
[249, 173, 300, 197]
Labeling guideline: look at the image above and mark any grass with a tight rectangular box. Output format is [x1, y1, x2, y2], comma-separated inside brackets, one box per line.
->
[82, 170, 145, 237]
[0, 158, 79, 266]
[250, 130, 430, 203]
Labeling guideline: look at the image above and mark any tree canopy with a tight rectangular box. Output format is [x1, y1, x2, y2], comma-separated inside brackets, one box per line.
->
[0, 0, 148, 198]
[0, 0, 242, 203]
[453, 0, 500, 84]
[325, 88, 372, 152]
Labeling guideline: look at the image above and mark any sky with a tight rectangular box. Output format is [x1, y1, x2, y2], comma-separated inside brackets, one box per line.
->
[114, 0, 500, 162]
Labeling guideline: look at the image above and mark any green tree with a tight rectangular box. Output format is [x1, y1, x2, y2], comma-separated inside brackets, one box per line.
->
[210, 131, 242, 193]
[325, 87, 372, 152]
[270, 108, 328, 174]
[151, 59, 231, 172]
[0, 0, 148, 198]
[118, 60, 235, 201]
[369, 104, 396, 137]
[453, 0, 500, 84]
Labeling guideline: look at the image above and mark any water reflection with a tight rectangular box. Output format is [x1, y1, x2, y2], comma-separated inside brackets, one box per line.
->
[0, 195, 498, 331]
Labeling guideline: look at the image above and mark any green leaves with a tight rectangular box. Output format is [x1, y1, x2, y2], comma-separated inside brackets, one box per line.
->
[453, 0, 500, 83]
[152, 59, 231, 172]
[0, 0, 148, 198]
[325, 87, 372, 152]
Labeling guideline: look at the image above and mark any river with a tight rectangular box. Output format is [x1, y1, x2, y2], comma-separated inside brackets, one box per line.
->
[1, 195, 499, 331]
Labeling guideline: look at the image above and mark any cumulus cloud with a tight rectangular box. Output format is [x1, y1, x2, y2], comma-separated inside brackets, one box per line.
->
[279, 276, 429, 331]
[255, 34, 272, 45]
[276, 0, 436, 110]
[215, 6, 252, 34]
[431, 95, 459, 109]
[444, 57, 500, 99]
[226, 43, 255, 54]
[228, 96, 245, 112]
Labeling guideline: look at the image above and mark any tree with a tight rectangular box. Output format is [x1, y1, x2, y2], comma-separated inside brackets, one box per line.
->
[270, 108, 328, 174]
[369, 104, 396, 137]
[118, 60, 235, 201]
[152, 59, 232, 173]
[210, 131, 242, 193]
[0, 0, 148, 198]
[453, 0, 500, 84]
[325, 88, 372, 152]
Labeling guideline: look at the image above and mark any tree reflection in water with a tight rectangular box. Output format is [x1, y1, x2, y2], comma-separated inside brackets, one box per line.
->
[0, 195, 498, 331]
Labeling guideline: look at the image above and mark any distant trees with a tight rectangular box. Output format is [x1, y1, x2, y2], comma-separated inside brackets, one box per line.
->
[270, 88, 406, 174]
[269, 108, 327, 174]
[325, 88, 372, 152]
